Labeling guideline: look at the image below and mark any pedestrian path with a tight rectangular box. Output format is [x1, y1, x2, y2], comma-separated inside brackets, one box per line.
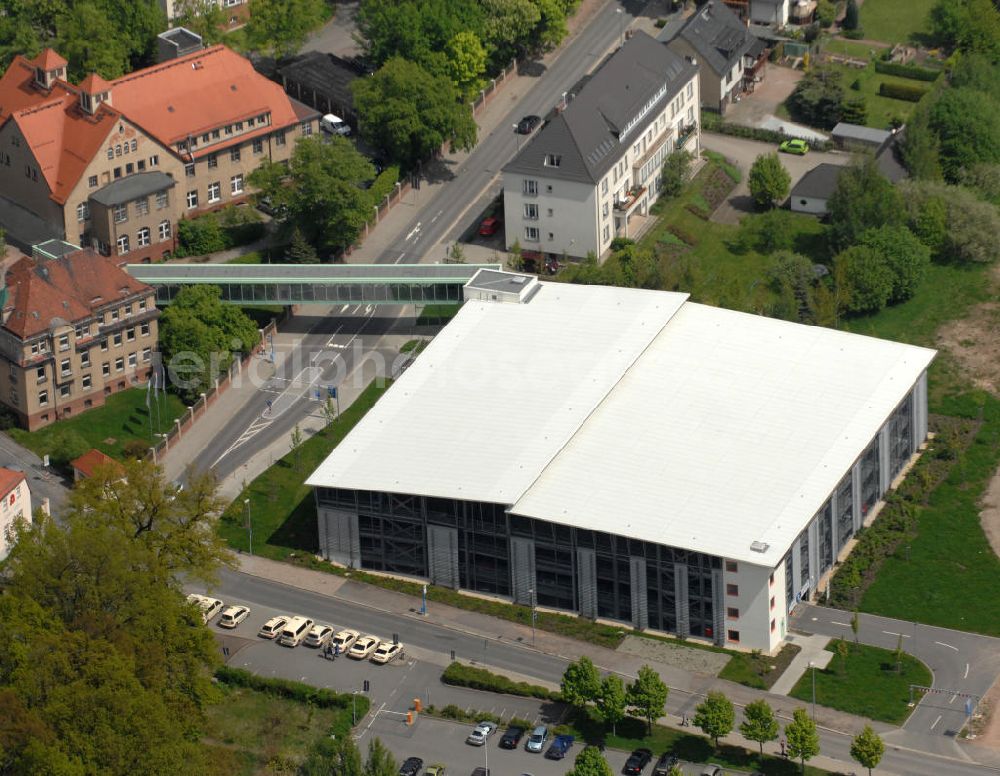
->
[769, 632, 834, 696]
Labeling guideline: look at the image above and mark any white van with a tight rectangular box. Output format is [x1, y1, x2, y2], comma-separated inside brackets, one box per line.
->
[320, 113, 351, 136]
[278, 616, 315, 647]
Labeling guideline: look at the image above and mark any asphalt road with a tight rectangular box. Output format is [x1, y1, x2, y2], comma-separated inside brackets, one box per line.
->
[0, 432, 69, 515]
[201, 571, 1000, 776]
[792, 604, 1000, 757]
[374, 0, 640, 263]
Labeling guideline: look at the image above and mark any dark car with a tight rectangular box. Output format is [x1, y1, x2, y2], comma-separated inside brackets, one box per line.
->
[545, 734, 575, 760]
[516, 114, 542, 134]
[623, 748, 653, 775]
[398, 757, 423, 776]
[470, 769, 489, 776]
[499, 725, 525, 749]
[652, 753, 680, 776]
[479, 216, 501, 236]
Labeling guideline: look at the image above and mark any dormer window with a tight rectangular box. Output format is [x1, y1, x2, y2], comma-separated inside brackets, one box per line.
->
[544, 154, 562, 168]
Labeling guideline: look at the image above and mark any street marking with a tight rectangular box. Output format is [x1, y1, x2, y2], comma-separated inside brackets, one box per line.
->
[883, 630, 909, 638]
[405, 223, 422, 241]
[935, 641, 958, 651]
[395, 251, 407, 264]
[930, 714, 942, 730]
[965, 663, 970, 679]
[950, 694, 958, 704]
[430, 209, 443, 224]
[831, 621, 851, 627]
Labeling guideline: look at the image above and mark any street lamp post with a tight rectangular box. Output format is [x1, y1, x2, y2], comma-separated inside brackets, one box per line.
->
[244, 498, 253, 556]
[617, 7, 624, 48]
[809, 661, 816, 720]
[528, 588, 537, 646]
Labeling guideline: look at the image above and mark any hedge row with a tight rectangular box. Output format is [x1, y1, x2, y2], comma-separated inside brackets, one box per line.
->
[368, 164, 401, 206]
[873, 60, 940, 82]
[701, 111, 833, 152]
[441, 661, 561, 702]
[214, 666, 368, 719]
[878, 81, 930, 102]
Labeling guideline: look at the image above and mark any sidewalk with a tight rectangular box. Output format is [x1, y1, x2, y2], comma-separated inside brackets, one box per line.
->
[769, 632, 834, 695]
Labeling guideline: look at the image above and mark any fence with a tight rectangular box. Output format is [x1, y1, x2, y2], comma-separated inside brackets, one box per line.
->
[148, 317, 279, 463]
[339, 58, 519, 260]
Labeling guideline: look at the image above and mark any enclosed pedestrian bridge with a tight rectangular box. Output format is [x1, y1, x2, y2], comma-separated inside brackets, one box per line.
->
[124, 263, 503, 306]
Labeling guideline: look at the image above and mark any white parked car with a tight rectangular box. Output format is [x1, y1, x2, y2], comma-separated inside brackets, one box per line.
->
[370, 641, 403, 664]
[304, 624, 335, 648]
[258, 615, 290, 640]
[466, 721, 498, 746]
[189, 595, 224, 624]
[320, 113, 351, 136]
[331, 628, 360, 652]
[348, 635, 380, 659]
[218, 605, 250, 629]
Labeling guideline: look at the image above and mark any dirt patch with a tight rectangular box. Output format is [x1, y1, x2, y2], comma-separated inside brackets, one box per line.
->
[980, 462, 1000, 560]
[968, 674, 1000, 752]
[617, 635, 730, 676]
[937, 301, 1000, 394]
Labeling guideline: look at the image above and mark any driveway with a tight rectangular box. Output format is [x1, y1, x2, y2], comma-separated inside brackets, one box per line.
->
[700, 133, 852, 225]
[726, 65, 802, 127]
[0, 432, 69, 515]
[301, 1, 361, 58]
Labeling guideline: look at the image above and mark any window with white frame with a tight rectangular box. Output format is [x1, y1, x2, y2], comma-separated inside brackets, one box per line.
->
[207, 182, 221, 202]
[156, 191, 168, 209]
[113, 332, 122, 347]
[687, 81, 694, 99]
[543, 154, 561, 167]
[184, 163, 195, 177]
[603, 224, 610, 243]
[523, 203, 538, 220]
[113, 203, 127, 223]
[231, 146, 241, 162]
[36, 366, 45, 382]
[524, 226, 539, 241]
[186, 190, 198, 209]
[158, 220, 171, 240]
[523, 179, 538, 195]
[77, 202, 89, 221]
[38, 390, 48, 406]
[231, 174, 244, 194]
[126, 328, 135, 342]
[115, 357, 124, 371]
[135, 197, 149, 216]
[102, 362, 111, 376]
[81, 350, 90, 367]
[137, 227, 150, 247]
[207, 154, 218, 169]
[128, 353, 137, 368]
[252, 138, 263, 154]
[58, 334, 69, 351]
[116, 234, 129, 254]
[142, 347, 152, 362]
[140, 322, 150, 337]
[60, 358, 71, 376]
[82, 374, 92, 390]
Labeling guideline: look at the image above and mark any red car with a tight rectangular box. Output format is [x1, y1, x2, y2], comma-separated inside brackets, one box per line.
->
[479, 217, 501, 236]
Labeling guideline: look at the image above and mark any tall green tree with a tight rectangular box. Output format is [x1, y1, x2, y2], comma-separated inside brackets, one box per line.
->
[928, 87, 1000, 182]
[827, 158, 902, 251]
[353, 57, 477, 170]
[627, 665, 669, 735]
[844, 0, 860, 29]
[858, 225, 930, 303]
[172, 0, 228, 45]
[566, 745, 614, 776]
[287, 226, 320, 263]
[900, 106, 942, 181]
[785, 708, 821, 775]
[740, 699, 779, 755]
[561, 656, 602, 713]
[833, 244, 894, 314]
[850, 725, 885, 776]
[363, 738, 397, 776]
[481, 0, 541, 63]
[247, 0, 328, 58]
[693, 691, 735, 750]
[748, 152, 791, 209]
[447, 31, 488, 97]
[302, 732, 364, 776]
[929, 0, 1000, 57]
[596, 674, 627, 735]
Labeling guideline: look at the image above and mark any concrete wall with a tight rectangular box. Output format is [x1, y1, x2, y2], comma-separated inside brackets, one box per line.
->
[790, 194, 828, 215]
[726, 560, 782, 651]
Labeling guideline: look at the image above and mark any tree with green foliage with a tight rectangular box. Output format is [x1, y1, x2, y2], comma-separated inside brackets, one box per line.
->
[447, 30, 488, 97]
[246, 0, 328, 58]
[481, 0, 542, 62]
[844, 0, 860, 29]
[693, 691, 735, 749]
[353, 57, 477, 171]
[533, 0, 570, 50]
[171, 0, 227, 44]
[927, 87, 1000, 182]
[561, 656, 602, 713]
[858, 225, 930, 303]
[0, 459, 226, 774]
[900, 107, 943, 181]
[177, 214, 228, 256]
[827, 158, 902, 251]
[850, 725, 885, 776]
[363, 738, 398, 776]
[748, 152, 791, 209]
[566, 745, 614, 776]
[959, 162, 1000, 205]
[627, 665, 669, 735]
[159, 284, 259, 401]
[596, 674, 627, 735]
[287, 226, 320, 263]
[815, 0, 836, 27]
[250, 136, 375, 254]
[303, 731, 365, 776]
[661, 149, 693, 198]
[740, 699, 779, 755]
[898, 179, 1000, 264]
[786, 67, 851, 130]
[785, 708, 821, 774]
[833, 244, 893, 314]
[929, 0, 1000, 57]
[851, 609, 860, 645]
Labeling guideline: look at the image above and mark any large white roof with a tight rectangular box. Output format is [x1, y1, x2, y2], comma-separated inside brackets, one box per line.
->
[308, 285, 935, 567]
[306, 284, 688, 504]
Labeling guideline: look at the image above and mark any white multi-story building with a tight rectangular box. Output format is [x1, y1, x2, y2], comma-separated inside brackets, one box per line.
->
[0, 467, 31, 560]
[501, 31, 700, 262]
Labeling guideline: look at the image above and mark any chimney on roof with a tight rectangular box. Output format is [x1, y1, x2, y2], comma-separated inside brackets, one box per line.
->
[30, 49, 68, 91]
[78, 73, 113, 115]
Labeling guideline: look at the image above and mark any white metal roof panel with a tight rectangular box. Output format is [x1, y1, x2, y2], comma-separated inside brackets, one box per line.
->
[511, 303, 935, 566]
[306, 284, 688, 503]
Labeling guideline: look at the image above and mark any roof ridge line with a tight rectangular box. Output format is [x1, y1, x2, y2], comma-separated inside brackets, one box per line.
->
[508, 293, 691, 508]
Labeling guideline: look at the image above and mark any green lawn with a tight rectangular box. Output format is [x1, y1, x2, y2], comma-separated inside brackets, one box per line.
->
[217, 379, 391, 559]
[719, 643, 802, 690]
[789, 641, 932, 724]
[828, 61, 928, 129]
[226, 251, 263, 264]
[860, 393, 1000, 635]
[416, 303, 462, 326]
[10, 387, 186, 466]
[860, 0, 936, 44]
[822, 38, 886, 58]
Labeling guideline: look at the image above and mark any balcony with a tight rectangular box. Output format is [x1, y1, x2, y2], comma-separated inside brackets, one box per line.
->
[614, 185, 647, 214]
[677, 123, 698, 149]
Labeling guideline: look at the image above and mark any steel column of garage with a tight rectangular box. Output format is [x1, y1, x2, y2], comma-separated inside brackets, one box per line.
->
[673, 562, 690, 638]
[711, 567, 725, 646]
[629, 556, 648, 631]
[427, 524, 460, 589]
[576, 547, 598, 620]
[316, 505, 360, 567]
[510, 536, 536, 606]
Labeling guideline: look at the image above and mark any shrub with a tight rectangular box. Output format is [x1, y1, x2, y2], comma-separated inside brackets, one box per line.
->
[661, 150, 694, 198]
[844, 0, 860, 29]
[441, 662, 561, 701]
[214, 667, 366, 719]
[701, 111, 834, 150]
[878, 82, 931, 102]
[748, 152, 791, 209]
[177, 215, 227, 256]
[843, 27, 865, 39]
[367, 164, 401, 206]
[816, 0, 836, 28]
[122, 439, 150, 460]
[872, 61, 941, 82]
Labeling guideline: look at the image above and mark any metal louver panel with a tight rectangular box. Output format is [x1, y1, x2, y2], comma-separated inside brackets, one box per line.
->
[630, 556, 648, 631]
[712, 568, 725, 646]
[427, 524, 459, 589]
[318, 507, 359, 567]
[674, 562, 689, 638]
[510, 536, 536, 605]
[576, 547, 597, 619]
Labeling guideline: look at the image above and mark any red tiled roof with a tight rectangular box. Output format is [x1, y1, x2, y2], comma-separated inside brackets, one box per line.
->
[70, 449, 123, 479]
[78, 73, 112, 94]
[3, 248, 151, 340]
[0, 467, 26, 498]
[30, 49, 68, 72]
[111, 45, 304, 150]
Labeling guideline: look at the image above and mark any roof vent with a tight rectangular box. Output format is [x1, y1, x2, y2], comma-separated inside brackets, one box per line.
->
[230, 84, 237, 91]
[512, 276, 528, 285]
[750, 541, 769, 553]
